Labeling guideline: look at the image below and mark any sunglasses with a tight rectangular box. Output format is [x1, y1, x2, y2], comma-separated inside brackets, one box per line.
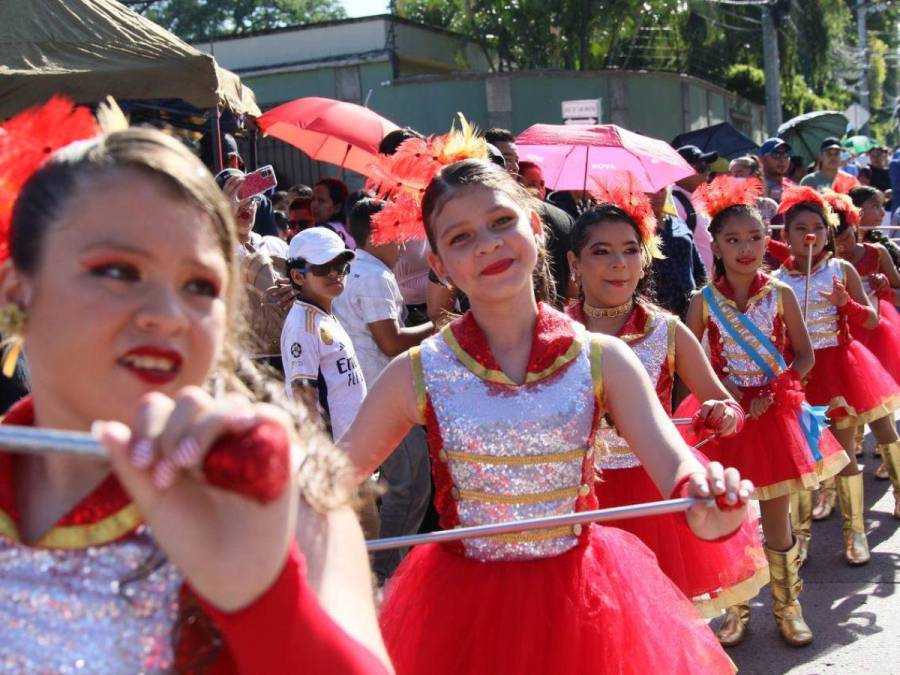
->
[693, 162, 710, 174]
[299, 260, 350, 277]
[768, 151, 790, 159]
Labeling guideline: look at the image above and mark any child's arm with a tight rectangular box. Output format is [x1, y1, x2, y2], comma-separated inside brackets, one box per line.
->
[339, 351, 421, 477]
[673, 321, 742, 434]
[821, 262, 878, 330]
[877, 245, 900, 287]
[779, 285, 814, 378]
[600, 336, 752, 541]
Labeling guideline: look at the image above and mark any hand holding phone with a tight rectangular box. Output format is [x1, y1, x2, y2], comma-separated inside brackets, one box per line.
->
[239, 165, 277, 200]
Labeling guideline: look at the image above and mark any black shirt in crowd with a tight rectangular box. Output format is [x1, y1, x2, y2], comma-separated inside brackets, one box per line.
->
[650, 214, 707, 320]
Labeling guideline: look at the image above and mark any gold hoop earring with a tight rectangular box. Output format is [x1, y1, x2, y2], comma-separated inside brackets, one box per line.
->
[0, 303, 26, 378]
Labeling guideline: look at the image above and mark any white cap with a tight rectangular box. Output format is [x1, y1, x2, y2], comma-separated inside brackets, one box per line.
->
[288, 227, 355, 265]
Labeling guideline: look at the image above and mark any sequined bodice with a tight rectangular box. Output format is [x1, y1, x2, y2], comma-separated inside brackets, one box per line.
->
[420, 324, 598, 562]
[774, 258, 842, 350]
[598, 312, 672, 471]
[0, 528, 181, 673]
[704, 282, 782, 387]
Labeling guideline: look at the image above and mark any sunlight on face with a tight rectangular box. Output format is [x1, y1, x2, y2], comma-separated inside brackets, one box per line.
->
[18, 174, 229, 429]
[712, 213, 767, 276]
[786, 209, 829, 258]
[427, 185, 539, 306]
[570, 219, 644, 307]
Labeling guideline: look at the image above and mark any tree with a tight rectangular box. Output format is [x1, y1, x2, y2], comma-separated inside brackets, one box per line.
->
[124, 0, 346, 42]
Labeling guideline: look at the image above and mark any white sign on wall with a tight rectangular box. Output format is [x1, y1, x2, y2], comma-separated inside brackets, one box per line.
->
[562, 99, 602, 124]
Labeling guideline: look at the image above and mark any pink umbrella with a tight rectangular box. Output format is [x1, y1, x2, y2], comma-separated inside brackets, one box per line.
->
[257, 97, 398, 176]
[516, 124, 694, 193]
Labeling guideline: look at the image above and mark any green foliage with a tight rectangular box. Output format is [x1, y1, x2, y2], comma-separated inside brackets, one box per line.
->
[126, 0, 346, 41]
[868, 37, 887, 112]
[724, 65, 765, 106]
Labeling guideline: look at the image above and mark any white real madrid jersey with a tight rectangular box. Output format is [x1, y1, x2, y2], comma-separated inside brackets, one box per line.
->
[280, 300, 366, 440]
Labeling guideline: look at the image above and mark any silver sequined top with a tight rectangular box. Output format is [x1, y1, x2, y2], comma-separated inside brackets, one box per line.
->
[419, 322, 598, 562]
[0, 527, 181, 673]
[597, 312, 674, 471]
[774, 258, 843, 350]
[703, 281, 783, 387]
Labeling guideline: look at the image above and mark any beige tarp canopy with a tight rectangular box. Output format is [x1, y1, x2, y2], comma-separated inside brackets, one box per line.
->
[0, 0, 260, 119]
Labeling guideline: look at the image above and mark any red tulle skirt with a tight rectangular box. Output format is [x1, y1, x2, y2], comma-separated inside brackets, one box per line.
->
[852, 304, 900, 384]
[595, 466, 768, 617]
[379, 527, 736, 675]
[675, 394, 849, 500]
[806, 340, 900, 428]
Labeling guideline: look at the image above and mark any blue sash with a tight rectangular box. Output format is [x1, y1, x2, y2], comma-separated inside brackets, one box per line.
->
[703, 285, 828, 461]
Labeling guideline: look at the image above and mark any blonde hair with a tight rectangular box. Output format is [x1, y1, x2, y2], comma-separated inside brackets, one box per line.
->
[12, 127, 351, 509]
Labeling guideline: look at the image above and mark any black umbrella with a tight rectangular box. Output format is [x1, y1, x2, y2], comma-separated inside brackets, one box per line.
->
[671, 122, 760, 160]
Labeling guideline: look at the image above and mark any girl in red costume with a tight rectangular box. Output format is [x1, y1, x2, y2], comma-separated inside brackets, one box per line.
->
[342, 125, 756, 675]
[685, 176, 849, 648]
[771, 185, 900, 566]
[828, 190, 900, 511]
[564, 177, 768, 619]
[0, 98, 390, 674]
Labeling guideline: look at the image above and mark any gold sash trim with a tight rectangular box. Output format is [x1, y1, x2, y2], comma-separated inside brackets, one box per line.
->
[446, 447, 585, 465]
[457, 485, 580, 505]
[442, 324, 585, 386]
[485, 525, 575, 544]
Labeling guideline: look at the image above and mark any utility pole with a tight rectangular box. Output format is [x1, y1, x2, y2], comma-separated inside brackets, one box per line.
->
[857, 0, 870, 132]
[761, 2, 783, 135]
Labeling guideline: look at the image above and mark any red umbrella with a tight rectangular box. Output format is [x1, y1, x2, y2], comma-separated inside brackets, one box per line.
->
[516, 124, 694, 193]
[258, 97, 398, 176]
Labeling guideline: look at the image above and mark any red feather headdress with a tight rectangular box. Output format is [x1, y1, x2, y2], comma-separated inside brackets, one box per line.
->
[822, 189, 861, 227]
[366, 114, 488, 245]
[694, 175, 763, 220]
[0, 96, 101, 264]
[587, 172, 659, 245]
[775, 185, 839, 227]
[831, 170, 860, 195]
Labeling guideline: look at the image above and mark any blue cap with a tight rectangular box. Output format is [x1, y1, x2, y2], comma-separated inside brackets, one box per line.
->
[760, 138, 791, 156]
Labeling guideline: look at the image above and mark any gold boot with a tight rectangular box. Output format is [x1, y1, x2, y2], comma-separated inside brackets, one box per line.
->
[876, 441, 900, 519]
[855, 425, 865, 458]
[812, 478, 837, 520]
[716, 603, 750, 647]
[790, 490, 813, 566]
[836, 474, 871, 565]
[765, 540, 813, 647]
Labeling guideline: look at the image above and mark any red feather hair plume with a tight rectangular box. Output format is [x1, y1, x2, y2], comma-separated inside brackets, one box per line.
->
[822, 189, 861, 226]
[831, 170, 860, 195]
[366, 114, 488, 245]
[694, 175, 763, 220]
[588, 173, 657, 243]
[0, 96, 100, 263]
[775, 185, 838, 227]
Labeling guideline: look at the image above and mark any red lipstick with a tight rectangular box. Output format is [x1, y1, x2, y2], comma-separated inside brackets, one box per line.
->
[481, 258, 514, 276]
[118, 346, 183, 385]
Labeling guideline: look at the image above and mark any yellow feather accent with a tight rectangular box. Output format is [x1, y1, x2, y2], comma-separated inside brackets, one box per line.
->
[440, 113, 488, 164]
[96, 96, 129, 134]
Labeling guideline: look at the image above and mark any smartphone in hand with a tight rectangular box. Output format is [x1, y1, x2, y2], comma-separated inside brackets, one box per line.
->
[239, 165, 277, 200]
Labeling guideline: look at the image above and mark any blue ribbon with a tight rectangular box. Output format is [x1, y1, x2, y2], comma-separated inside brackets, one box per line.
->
[703, 285, 828, 463]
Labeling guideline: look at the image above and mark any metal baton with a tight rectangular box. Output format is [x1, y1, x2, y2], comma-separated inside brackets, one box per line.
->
[365, 497, 708, 552]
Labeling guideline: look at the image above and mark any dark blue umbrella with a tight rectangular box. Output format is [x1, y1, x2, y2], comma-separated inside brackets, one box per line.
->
[671, 122, 759, 160]
[777, 111, 849, 165]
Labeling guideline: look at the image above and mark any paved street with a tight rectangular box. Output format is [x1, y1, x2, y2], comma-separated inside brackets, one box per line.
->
[725, 430, 900, 675]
